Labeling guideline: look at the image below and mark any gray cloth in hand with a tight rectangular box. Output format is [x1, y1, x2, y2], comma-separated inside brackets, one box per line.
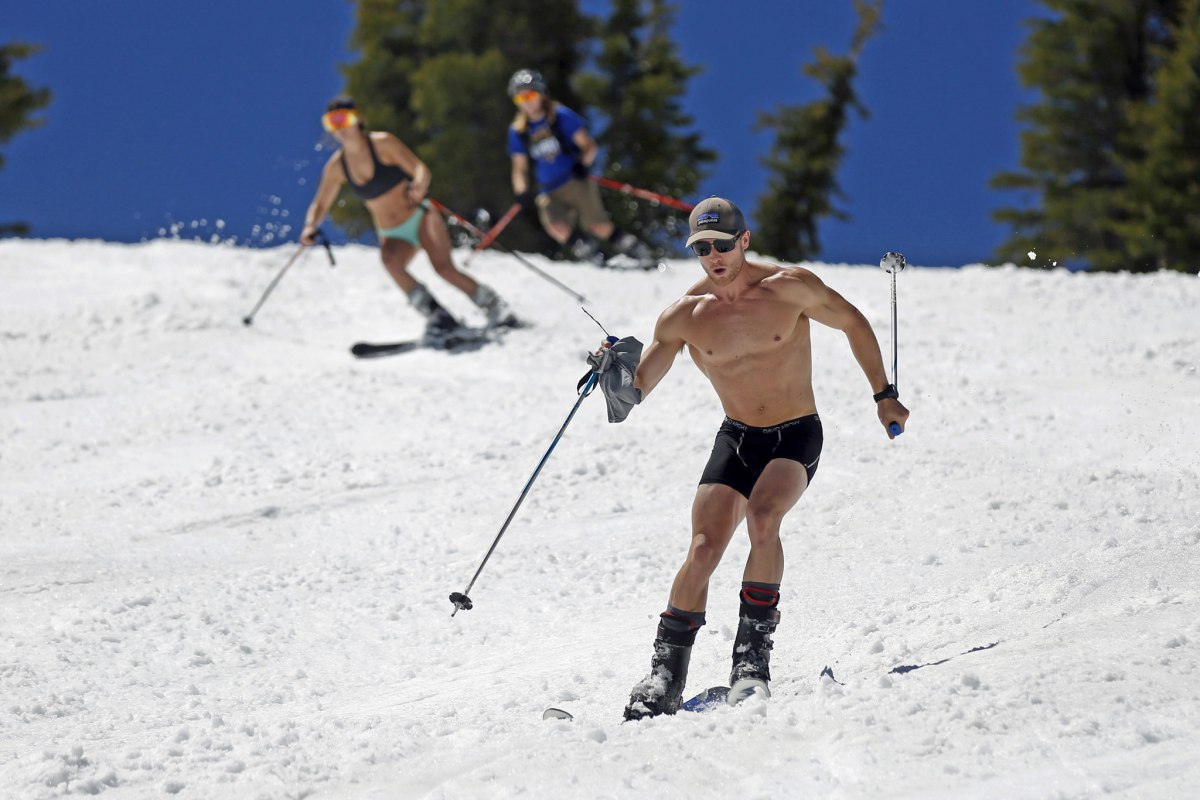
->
[586, 337, 644, 423]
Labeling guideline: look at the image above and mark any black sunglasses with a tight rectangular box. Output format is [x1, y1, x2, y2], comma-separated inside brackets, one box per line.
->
[690, 233, 741, 257]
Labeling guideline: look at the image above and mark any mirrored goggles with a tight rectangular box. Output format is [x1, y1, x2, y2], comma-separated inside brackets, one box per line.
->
[321, 109, 360, 132]
[512, 89, 541, 105]
[690, 233, 741, 257]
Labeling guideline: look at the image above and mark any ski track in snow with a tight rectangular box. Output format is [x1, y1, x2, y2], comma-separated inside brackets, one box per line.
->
[1, 239, 1198, 798]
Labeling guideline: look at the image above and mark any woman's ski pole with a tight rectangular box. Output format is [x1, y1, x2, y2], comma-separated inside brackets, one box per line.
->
[242, 230, 334, 326]
[430, 198, 587, 303]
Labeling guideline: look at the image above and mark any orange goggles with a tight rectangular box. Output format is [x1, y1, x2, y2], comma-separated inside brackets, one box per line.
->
[512, 90, 540, 105]
[321, 109, 360, 132]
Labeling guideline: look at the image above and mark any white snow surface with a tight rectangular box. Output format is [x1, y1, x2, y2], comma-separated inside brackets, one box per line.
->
[2, 239, 1198, 799]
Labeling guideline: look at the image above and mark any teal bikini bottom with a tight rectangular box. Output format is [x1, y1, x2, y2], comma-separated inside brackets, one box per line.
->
[377, 200, 429, 245]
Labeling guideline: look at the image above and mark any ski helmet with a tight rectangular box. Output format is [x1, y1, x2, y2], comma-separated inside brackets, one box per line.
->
[508, 69, 547, 97]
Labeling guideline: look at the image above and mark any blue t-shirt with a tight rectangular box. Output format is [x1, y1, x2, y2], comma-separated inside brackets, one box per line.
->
[508, 104, 587, 193]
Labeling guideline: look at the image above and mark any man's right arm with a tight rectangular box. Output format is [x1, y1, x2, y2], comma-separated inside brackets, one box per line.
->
[633, 301, 688, 401]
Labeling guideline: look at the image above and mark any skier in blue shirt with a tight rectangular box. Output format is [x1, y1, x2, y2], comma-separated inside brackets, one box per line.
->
[507, 69, 652, 266]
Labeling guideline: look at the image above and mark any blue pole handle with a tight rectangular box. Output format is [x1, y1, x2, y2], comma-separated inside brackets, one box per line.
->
[606, 335, 618, 344]
[888, 422, 902, 437]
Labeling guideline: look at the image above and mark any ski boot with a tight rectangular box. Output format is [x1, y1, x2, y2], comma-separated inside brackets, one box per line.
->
[727, 603, 780, 705]
[421, 308, 462, 348]
[567, 234, 606, 266]
[470, 283, 521, 329]
[613, 232, 651, 260]
[623, 620, 697, 721]
[610, 232, 659, 271]
[408, 284, 462, 345]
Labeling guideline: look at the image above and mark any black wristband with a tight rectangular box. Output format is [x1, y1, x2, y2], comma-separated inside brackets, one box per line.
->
[873, 383, 899, 402]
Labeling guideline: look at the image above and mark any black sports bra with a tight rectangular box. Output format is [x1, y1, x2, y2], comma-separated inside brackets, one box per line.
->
[340, 136, 411, 200]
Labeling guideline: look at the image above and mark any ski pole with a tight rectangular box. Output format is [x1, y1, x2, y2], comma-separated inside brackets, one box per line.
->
[317, 230, 336, 267]
[241, 231, 334, 326]
[449, 337, 617, 617]
[590, 175, 695, 213]
[430, 198, 588, 303]
[879, 251, 906, 437]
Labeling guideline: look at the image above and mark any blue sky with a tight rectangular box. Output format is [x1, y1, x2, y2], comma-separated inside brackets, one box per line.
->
[2, 1, 1042, 266]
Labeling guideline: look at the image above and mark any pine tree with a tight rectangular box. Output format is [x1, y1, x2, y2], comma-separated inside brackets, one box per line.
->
[1, 42, 52, 237]
[752, 0, 883, 263]
[335, 0, 593, 251]
[1118, 0, 1200, 273]
[575, 0, 716, 256]
[991, 0, 1182, 272]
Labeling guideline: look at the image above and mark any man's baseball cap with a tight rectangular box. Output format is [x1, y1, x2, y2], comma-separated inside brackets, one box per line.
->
[685, 196, 746, 247]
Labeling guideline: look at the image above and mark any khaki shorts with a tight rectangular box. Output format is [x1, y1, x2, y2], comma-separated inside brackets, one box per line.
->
[538, 178, 610, 231]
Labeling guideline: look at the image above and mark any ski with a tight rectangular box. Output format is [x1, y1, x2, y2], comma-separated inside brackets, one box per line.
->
[609, 260, 666, 272]
[350, 328, 493, 359]
[680, 684, 730, 713]
[491, 314, 533, 330]
[726, 678, 770, 705]
[634, 261, 668, 273]
[350, 341, 423, 358]
[541, 684, 744, 722]
[603, 256, 668, 272]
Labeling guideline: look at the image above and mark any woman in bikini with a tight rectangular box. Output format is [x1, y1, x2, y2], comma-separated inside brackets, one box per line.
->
[301, 96, 517, 333]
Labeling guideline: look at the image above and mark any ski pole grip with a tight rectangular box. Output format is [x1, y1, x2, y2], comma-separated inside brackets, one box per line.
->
[888, 422, 902, 437]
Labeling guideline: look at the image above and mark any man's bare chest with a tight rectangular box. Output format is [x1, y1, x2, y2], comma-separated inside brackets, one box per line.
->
[687, 297, 803, 360]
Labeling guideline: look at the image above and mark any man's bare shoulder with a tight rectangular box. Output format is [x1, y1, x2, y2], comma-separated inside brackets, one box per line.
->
[683, 275, 711, 297]
[655, 292, 703, 338]
[757, 262, 818, 283]
[662, 291, 703, 319]
[758, 263, 827, 301]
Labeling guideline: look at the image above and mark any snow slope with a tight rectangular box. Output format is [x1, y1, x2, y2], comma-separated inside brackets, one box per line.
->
[1, 239, 1198, 799]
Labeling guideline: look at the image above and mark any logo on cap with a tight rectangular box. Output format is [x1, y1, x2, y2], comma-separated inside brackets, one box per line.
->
[685, 196, 746, 247]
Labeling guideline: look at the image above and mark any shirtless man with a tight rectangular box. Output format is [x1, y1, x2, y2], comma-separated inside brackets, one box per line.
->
[586, 196, 909, 719]
[300, 96, 517, 334]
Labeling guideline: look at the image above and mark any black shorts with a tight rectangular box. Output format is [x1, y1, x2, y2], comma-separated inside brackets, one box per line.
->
[699, 415, 823, 499]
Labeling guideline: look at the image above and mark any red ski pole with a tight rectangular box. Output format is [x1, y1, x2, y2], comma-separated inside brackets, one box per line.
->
[590, 176, 695, 213]
[468, 202, 522, 255]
